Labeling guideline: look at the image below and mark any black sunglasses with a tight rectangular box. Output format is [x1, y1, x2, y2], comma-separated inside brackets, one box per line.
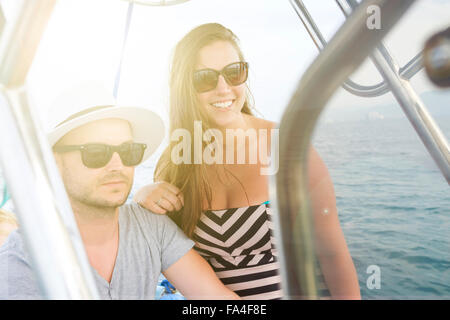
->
[53, 142, 147, 169]
[193, 62, 249, 93]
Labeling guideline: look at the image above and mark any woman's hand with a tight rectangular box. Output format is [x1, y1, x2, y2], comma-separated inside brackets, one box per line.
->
[133, 181, 184, 215]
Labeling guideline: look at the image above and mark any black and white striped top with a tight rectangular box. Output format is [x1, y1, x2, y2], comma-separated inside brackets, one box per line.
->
[193, 202, 282, 299]
[193, 202, 331, 299]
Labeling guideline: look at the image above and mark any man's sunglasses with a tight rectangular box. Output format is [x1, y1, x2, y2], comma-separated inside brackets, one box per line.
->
[53, 142, 147, 169]
[193, 62, 249, 93]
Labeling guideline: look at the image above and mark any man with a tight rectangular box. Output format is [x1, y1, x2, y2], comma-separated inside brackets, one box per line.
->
[0, 84, 239, 300]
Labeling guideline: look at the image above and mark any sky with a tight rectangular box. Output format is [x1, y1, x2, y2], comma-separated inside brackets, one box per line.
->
[1, 0, 449, 129]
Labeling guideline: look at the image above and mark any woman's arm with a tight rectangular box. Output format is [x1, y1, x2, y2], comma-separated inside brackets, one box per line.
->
[308, 146, 361, 299]
[163, 249, 240, 300]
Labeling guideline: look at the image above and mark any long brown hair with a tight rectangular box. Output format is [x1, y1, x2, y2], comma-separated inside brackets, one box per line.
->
[155, 23, 254, 238]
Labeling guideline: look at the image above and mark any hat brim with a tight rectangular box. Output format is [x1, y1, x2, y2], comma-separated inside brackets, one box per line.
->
[47, 106, 165, 163]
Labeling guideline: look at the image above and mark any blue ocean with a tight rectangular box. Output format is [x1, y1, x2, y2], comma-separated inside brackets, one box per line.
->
[1, 116, 449, 299]
[313, 115, 450, 299]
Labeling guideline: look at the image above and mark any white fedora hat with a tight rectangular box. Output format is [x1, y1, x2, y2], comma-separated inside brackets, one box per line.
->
[47, 82, 165, 163]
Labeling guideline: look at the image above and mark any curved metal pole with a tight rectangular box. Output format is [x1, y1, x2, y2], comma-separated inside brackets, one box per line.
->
[272, 0, 416, 299]
[113, 1, 134, 99]
[122, 0, 190, 6]
[341, 0, 450, 184]
[371, 45, 450, 184]
[290, 0, 423, 98]
[0, 1, 99, 299]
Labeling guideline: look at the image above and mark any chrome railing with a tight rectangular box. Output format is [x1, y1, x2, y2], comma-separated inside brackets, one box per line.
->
[123, 0, 190, 6]
[273, 0, 417, 299]
[0, 1, 99, 299]
[290, 0, 424, 98]
[290, 0, 450, 185]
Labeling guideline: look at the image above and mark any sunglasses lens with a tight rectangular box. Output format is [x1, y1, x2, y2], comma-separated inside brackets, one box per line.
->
[193, 69, 218, 93]
[63, 143, 146, 169]
[81, 145, 110, 168]
[223, 62, 248, 86]
[119, 143, 146, 166]
[193, 62, 248, 93]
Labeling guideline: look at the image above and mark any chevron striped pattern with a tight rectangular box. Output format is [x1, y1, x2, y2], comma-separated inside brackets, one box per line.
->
[194, 202, 332, 299]
[193, 202, 283, 299]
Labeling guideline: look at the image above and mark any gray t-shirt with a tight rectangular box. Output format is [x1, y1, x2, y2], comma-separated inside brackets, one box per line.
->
[0, 202, 194, 300]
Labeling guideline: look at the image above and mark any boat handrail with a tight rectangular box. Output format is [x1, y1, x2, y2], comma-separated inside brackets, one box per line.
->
[122, 0, 190, 6]
[0, 1, 99, 299]
[290, 0, 450, 185]
[290, 0, 424, 98]
[272, 0, 417, 299]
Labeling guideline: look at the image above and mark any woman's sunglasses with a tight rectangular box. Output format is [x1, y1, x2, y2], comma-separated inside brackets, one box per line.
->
[53, 142, 147, 169]
[193, 62, 249, 93]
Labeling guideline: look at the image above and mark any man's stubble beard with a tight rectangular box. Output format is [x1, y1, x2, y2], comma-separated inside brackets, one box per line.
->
[62, 166, 134, 215]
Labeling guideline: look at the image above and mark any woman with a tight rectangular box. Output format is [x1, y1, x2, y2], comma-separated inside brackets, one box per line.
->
[135, 23, 360, 299]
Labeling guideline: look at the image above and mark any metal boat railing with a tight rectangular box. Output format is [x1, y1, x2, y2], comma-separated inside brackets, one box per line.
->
[290, 0, 424, 98]
[0, 0, 445, 300]
[0, 1, 99, 299]
[125, 0, 190, 6]
[290, 0, 450, 186]
[272, 0, 418, 299]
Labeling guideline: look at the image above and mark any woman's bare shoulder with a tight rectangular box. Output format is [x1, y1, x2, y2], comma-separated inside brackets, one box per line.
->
[243, 113, 277, 130]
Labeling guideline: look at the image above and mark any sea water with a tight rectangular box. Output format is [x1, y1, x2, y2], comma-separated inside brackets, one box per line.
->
[1, 116, 449, 299]
[313, 116, 450, 299]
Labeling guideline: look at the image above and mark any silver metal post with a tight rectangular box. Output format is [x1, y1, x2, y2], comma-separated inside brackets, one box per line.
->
[122, 0, 190, 6]
[290, 0, 424, 98]
[371, 45, 450, 184]
[340, 0, 450, 184]
[273, 0, 416, 299]
[113, 1, 134, 99]
[0, 1, 99, 299]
